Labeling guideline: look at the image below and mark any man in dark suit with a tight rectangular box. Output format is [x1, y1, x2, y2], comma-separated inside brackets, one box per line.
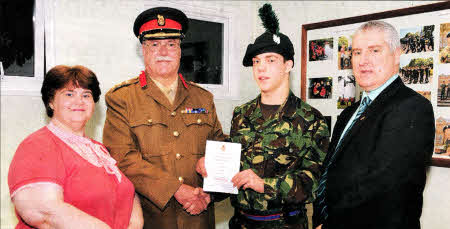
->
[313, 21, 435, 229]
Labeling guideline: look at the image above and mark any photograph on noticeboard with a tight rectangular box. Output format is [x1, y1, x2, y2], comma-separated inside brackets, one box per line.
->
[309, 38, 333, 62]
[308, 77, 333, 99]
[439, 23, 450, 64]
[399, 56, 433, 85]
[399, 25, 434, 54]
[337, 74, 356, 109]
[437, 73, 450, 107]
[434, 117, 450, 157]
[338, 35, 353, 70]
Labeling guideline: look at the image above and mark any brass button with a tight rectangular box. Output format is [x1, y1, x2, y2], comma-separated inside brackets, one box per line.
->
[173, 131, 179, 137]
[176, 153, 181, 160]
[147, 119, 152, 123]
[171, 111, 176, 116]
[178, 176, 184, 183]
[197, 119, 202, 124]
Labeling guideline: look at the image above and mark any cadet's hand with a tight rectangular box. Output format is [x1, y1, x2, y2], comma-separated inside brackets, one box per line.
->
[316, 225, 323, 229]
[231, 169, 264, 193]
[196, 157, 207, 177]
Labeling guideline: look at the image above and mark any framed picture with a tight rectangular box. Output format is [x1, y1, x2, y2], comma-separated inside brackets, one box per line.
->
[300, 2, 450, 167]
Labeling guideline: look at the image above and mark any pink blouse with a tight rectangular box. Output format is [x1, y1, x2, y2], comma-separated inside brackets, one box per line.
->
[8, 125, 135, 229]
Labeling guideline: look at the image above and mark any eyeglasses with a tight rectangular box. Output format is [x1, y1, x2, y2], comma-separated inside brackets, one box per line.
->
[143, 40, 180, 51]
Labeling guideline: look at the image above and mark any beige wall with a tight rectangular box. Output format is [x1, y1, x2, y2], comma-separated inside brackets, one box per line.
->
[1, 1, 448, 228]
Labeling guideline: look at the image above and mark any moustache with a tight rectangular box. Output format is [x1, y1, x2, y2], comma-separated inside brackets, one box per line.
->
[156, 56, 174, 61]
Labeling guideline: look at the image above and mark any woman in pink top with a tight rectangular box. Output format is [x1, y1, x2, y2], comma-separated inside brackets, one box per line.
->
[8, 65, 143, 229]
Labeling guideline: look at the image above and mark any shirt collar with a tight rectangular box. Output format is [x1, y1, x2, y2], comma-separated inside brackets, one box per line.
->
[153, 77, 178, 94]
[362, 74, 398, 102]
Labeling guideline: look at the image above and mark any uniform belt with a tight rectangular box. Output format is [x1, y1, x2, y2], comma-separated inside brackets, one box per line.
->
[240, 210, 301, 221]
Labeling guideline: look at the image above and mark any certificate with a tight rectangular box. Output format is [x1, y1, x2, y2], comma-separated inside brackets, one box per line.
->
[203, 140, 241, 194]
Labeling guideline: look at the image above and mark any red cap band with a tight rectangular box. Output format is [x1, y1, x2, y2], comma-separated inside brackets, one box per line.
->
[139, 18, 182, 35]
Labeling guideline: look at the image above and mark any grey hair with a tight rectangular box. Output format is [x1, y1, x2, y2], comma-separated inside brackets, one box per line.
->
[354, 20, 400, 52]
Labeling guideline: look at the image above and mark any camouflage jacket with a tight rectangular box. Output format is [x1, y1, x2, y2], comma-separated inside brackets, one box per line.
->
[230, 91, 329, 215]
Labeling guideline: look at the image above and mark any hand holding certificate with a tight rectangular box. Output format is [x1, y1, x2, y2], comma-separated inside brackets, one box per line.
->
[203, 140, 241, 194]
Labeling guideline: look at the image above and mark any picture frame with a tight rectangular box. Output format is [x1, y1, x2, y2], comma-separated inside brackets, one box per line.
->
[300, 2, 450, 168]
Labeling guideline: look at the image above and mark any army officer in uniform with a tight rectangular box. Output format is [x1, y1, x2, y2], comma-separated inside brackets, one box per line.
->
[103, 7, 226, 229]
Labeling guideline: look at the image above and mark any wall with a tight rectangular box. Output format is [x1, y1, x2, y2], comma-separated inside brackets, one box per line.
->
[1, 1, 448, 228]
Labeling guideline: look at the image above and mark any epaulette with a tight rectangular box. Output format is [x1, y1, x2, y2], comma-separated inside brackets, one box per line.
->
[109, 76, 139, 93]
[187, 81, 209, 92]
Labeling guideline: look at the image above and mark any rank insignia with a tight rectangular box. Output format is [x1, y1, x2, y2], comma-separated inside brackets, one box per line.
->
[181, 108, 208, 114]
[157, 14, 165, 26]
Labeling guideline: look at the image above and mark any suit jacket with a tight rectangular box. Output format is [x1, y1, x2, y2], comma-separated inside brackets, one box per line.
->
[313, 78, 435, 229]
[103, 74, 226, 229]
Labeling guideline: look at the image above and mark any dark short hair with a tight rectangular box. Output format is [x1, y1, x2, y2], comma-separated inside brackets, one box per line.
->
[447, 32, 450, 38]
[41, 65, 101, 117]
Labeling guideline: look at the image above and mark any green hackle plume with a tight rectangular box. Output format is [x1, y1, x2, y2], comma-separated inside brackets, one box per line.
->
[258, 3, 279, 34]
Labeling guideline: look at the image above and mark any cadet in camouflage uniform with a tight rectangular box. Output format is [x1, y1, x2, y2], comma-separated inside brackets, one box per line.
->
[228, 91, 329, 229]
[196, 4, 329, 229]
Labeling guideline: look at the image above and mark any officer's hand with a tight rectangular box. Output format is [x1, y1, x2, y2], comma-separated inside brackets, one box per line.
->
[196, 157, 207, 177]
[175, 185, 209, 215]
[231, 169, 264, 193]
[185, 187, 211, 215]
[194, 187, 211, 205]
[316, 225, 323, 229]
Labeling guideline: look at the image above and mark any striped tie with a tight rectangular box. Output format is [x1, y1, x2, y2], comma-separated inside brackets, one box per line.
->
[315, 96, 372, 220]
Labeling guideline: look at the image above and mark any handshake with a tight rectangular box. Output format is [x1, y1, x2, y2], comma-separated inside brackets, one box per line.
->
[174, 184, 210, 215]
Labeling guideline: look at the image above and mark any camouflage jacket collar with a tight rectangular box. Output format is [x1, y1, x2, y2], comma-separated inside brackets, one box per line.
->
[250, 91, 300, 121]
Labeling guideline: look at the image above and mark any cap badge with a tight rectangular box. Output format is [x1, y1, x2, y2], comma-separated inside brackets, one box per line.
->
[273, 34, 280, 44]
[157, 14, 165, 26]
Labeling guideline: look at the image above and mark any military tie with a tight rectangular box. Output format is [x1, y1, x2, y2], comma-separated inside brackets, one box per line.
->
[315, 96, 372, 221]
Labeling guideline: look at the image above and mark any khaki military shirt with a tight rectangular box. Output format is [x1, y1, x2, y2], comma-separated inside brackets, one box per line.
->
[103, 73, 226, 229]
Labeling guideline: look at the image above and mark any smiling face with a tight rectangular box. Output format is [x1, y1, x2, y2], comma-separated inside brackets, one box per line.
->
[142, 38, 181, 79]
[50, 85, 95, 133]
[252, 52, 292, 94]
[351, 29, 401, 92]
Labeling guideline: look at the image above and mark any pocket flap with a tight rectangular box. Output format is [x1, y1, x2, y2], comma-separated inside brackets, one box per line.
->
[130, 115, 167, 127]
[181, 113, 214, 127]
